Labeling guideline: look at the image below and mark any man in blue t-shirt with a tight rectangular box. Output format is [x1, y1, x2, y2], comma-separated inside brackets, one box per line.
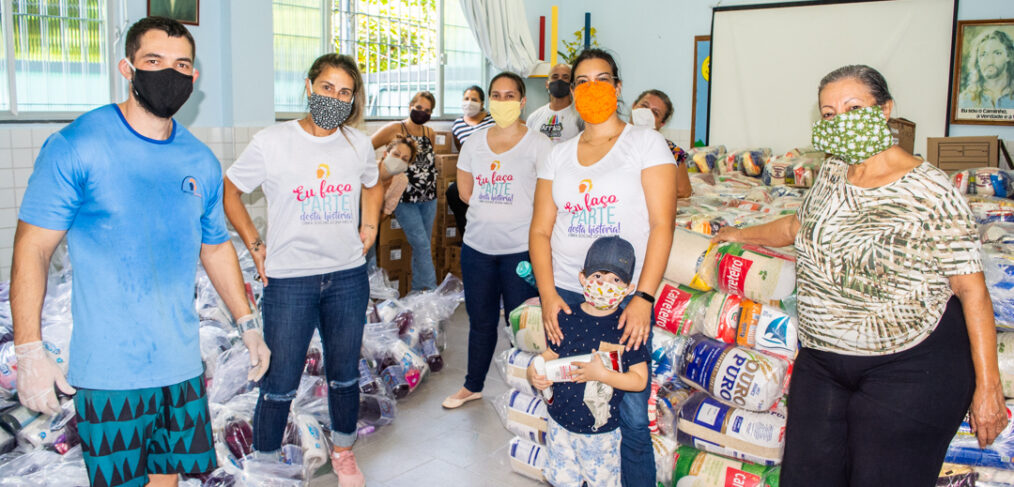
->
[528, 236, 649, 487]
[10, 17, 271, 487]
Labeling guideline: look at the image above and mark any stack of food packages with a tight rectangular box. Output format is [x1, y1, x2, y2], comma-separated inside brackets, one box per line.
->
[940, 166, 1014, 486]
[685, 146, 825, 190]
[0, 236, 463, 486]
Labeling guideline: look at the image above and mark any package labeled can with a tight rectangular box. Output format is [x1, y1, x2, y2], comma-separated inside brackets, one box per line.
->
[679, 335, 789, 412]
[509, 300, 546, 353]
[509, 436, 547, 481]
[677, 392, 786, 465]
[699, 291, 742, 344]
[664, 229, 714, 291]
[699, 243, 796, 303]
[737, 300, 799, 360]
[672, 445, 778, 487]
[655, 281, 706, 335]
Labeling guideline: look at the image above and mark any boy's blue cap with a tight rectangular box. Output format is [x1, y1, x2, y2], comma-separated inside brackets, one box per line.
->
[583, 236, 636, 284]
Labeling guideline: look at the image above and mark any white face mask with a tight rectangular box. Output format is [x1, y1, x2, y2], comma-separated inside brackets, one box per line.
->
[383, 154, 408, 175]
[462, 100, 482, 118]
[631, 107, 656, 129]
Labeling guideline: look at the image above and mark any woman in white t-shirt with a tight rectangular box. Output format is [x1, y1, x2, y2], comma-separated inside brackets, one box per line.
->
[222, 53, 381, 487]
[441, 72, 553, 409]
[529, 48, 676, 486]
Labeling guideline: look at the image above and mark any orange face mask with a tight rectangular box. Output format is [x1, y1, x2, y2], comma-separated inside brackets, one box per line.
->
[574, 80, 618, 125]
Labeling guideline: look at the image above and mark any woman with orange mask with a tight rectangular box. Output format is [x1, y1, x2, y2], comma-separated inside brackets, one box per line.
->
[529, 48, 677, 486]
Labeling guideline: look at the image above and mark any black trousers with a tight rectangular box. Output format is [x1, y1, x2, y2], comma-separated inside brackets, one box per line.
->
[781, 297, 975, 487]
[446, 182, 468, 242]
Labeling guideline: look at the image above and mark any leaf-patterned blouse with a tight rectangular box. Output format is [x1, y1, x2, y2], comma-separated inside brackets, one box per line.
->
[794, 158, 982, 355]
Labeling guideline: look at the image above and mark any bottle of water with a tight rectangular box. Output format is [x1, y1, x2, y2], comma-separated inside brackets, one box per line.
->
[516, 261, 537, 288]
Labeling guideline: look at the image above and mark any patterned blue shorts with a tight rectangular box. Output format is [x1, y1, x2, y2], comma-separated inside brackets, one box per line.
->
[544, 418, 621, 487]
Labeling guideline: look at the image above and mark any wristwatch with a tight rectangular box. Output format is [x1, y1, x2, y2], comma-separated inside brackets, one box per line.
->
[632, 290, 655, 305]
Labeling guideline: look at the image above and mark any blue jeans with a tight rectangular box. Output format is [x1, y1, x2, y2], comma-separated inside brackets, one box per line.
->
[394, 199, 437, 291]
[253, 265, 369, 451]
[555, 287, 656, 487]
[461, 245, 539, 392]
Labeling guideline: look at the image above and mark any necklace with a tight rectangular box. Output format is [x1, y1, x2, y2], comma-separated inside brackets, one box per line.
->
[580, 126, 623, 145]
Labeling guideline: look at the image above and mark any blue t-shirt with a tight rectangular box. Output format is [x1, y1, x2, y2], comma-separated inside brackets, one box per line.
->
[546, 306, 649, 434]
[18, 104, 230, 390]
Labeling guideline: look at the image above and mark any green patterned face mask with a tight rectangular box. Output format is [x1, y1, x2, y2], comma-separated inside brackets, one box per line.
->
[811, 105, 894, 165]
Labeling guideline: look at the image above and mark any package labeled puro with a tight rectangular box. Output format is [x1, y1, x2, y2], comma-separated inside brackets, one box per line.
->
[737, 300, 799, 360]
[679, 335, 789, 412]
[672, 445, 780, 487]
[676, 392, 786, 466]
[497, 348, 539, 395]
[509, 299, 546, 353]
[698, 242, 796, 303]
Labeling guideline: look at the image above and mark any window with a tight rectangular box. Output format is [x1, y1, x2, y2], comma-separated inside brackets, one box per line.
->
[1, 0, 110, 116]
[272, 0, 485, 118]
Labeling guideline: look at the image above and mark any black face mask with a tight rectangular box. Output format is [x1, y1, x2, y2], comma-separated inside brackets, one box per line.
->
[129, 63, 194, 119]
[548, 79, 570, 99]
[410, 109, 431, 125]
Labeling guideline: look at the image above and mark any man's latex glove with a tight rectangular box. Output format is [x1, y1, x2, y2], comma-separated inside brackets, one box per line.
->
[237, 314, 271, 382]
[15, 341, 75, 415]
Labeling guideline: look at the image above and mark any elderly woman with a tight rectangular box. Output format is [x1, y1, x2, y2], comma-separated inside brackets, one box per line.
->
[630, 89, 692, 198]
[713, 64, 1007, 487]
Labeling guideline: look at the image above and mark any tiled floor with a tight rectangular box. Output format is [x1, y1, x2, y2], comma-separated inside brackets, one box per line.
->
[309, 306, 543, 487]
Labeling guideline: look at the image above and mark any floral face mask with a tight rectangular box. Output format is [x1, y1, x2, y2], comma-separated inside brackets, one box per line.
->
[583, 278, 630, 311]
[811, 105, 893, 165]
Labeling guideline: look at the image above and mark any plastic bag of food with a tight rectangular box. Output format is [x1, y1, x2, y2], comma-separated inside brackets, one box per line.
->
[980, 222, 1014, 246]
[679, 335, 790, 412]
[695, 291, 743, 344]
[983, 247, 1014, 330]
[495, 390, 549, 445]
[672, 445, 780, 486]
[651, 433, 678, 486]
[209, 347, 256, 405]
[509, 298, 546, 353]
[677, 391, 786, 465]
[0, 446, 90, 486]
[239, 456, 304, 487]
[698, 242, 797, 303]
[663, 228, 715, 291]
[369, 267, 400, 301]
[495, 348, 539, 395]
[654, 281, 709, 336]
[944, 400, 1014, 469]
[507, 436, 547, 482]
[737, 299, 799, 360]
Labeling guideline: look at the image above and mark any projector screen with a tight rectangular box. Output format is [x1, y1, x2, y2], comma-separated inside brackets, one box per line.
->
[709, 0, 956, 156]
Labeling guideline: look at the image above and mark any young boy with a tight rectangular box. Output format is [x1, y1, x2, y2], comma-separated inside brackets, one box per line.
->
[527, 236, 650, 487]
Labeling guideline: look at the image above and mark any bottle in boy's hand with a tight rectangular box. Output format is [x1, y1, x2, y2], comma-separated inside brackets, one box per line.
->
[532, 356, 553, 402]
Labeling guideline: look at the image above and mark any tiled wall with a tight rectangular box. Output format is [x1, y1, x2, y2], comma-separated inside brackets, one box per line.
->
[0, 125, 270, 281]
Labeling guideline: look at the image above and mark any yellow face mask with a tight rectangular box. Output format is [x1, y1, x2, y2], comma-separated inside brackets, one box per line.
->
[489, 100, 522, 128]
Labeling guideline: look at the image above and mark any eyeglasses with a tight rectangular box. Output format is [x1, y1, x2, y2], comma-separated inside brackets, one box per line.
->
[573, 75, 617, 87]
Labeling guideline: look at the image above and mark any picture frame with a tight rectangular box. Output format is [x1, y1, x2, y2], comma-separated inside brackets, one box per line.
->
[691, 36, 711, 146]
[950, 19, 1014, 125]
[148, 0, 199, 26]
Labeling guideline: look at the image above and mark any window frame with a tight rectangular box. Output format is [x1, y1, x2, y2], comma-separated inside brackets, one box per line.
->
[275, 0, 484, 122]
[0, 0, 121, 122]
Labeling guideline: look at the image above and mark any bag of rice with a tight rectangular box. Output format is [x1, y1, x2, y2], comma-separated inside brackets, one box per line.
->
[679, 335, 789, 412]
[676, 391, 786, 466]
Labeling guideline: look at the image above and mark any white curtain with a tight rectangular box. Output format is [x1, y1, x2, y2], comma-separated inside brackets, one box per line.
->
[459, 0, 542, 76]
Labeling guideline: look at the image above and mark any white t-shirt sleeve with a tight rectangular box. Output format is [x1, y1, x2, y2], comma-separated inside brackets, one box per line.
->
[358, 133, 379, 188]
[226, 134, 267, 193]
[639, 129, 677, 169]
[538, 142, 562, 180]
[456, 136, 474, 174]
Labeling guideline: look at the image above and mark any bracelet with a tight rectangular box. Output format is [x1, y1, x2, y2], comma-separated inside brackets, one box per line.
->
[249, 238, 264, 252]
[236, 313, 263, 334]
[632, 290, 655, 305]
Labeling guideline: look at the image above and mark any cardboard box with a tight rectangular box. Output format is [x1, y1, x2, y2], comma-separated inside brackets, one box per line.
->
[887, 118, 915, 155]
[378, 242, 412, 273]
[926, 136, 999, 171]
[432, 131, 455, 154]
[378, 216, 406, 246]
[387, 269, 412, 297]
[444, 245, 462, 278]
[435, 154, 459, 180]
